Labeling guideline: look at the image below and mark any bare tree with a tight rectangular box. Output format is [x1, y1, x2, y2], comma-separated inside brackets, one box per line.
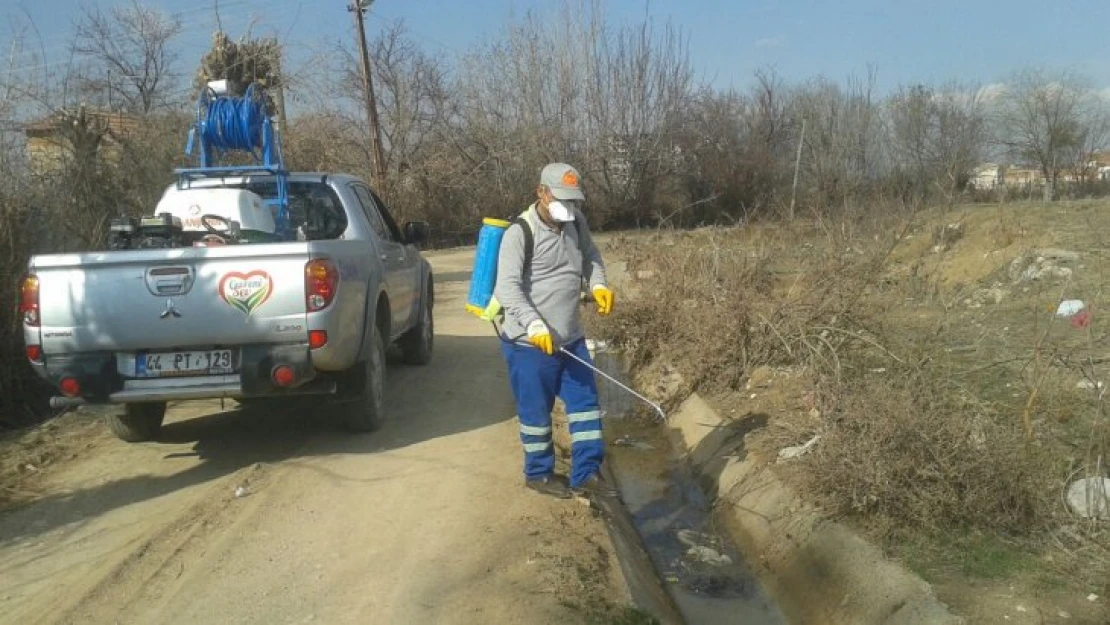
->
[994, 68, 1101, 201]
[583, 12, 693, 225]
[888, 81, 987, 205]
[363, 22, 451, 181]
[791, 69, 886, 211]
[1066, 102, 1110, 188]
[72, 0, 183, 114]
[671, 69, 796, 223]
[448, 0, 694, 227]
[670, 88, 746, 223]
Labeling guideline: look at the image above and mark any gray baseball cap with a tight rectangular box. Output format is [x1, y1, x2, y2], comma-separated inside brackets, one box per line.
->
[540, 162, 586, 201]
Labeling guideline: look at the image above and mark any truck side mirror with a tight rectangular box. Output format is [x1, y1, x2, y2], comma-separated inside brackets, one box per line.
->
[403, 221, 429, 245]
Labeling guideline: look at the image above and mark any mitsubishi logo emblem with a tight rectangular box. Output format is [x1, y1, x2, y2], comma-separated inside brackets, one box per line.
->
[160, 299, 182, 319]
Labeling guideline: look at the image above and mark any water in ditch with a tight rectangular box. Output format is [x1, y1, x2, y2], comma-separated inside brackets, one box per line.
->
[592, 348, 788, 625]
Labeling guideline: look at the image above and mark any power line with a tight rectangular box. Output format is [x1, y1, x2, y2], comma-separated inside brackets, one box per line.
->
[1, 0, 308, 77]
[0, 0, 458, 86]
[363, 11, 456, 55]
[2, 0, 259, 64]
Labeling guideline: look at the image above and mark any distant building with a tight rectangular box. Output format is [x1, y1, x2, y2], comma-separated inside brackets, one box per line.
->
[1082, 151, 1110, 182]
[23, 107, 143, 175]
[1000, 165, 1044, 188]
[969, 163, 1001, 189]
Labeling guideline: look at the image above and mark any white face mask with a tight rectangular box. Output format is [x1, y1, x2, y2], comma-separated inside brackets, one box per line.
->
[547, 200, 577, 222]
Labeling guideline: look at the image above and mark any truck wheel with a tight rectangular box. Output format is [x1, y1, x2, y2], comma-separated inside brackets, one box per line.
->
[106, 402, 167, 442]
[341, 325, 387, 432]
[399, 295, 433, 366]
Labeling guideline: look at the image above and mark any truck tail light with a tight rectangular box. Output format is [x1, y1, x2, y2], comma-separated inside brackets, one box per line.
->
[26, 345, 43, 363]
[309, 330, 328, 349]
[271, 365, 295, 387]
[59, 377, 81, 398]
[305, 259, 339, 312]
[20, 274, 40, 327]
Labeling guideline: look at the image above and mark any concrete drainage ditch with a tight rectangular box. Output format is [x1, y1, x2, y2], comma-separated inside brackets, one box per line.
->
[590, 349, 788, 625]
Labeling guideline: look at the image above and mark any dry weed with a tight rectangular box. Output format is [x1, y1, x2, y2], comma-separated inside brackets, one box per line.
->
[595, 205, 1110, 574]
[809, 370, 1054, 535]
[599, 220, 898, 402]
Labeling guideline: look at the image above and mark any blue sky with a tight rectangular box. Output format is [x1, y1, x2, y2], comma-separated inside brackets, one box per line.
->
[3, 0, 1110, 98]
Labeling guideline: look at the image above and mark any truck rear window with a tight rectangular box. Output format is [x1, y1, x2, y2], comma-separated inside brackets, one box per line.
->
[235, 181, 348, 241]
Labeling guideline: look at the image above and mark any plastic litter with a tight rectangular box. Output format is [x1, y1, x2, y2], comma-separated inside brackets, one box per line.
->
[777, 434, 822, 462]
[685, 545, 733, 567]
[1070, 309, 1092, 329]
[675, 529, 707, 548]
[584, 339, 610, 353]
[1066, 477, 1110, 520]
[1056, 300, 1085, 318]
[612, 435, 652, 450]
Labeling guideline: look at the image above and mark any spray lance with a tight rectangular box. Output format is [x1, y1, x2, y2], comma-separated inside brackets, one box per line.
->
[558, 345, 667, 422]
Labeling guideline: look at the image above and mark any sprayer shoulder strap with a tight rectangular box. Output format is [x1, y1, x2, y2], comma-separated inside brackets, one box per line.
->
[512, 208, 583, 277]
[514, 215, 535, 277]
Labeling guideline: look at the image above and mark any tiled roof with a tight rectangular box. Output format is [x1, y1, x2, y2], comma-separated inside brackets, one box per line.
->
[24, 108, 143, 139]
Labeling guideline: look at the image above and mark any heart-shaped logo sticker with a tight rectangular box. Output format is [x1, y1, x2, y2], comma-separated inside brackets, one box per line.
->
[219, 271, 273, 316]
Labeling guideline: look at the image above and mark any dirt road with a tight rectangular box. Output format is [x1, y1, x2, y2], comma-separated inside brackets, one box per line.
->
[0, 248, 632, 625]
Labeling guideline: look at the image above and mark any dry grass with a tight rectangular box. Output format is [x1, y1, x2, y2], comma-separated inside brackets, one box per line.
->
[592, 200, 1110, 599]
[809, 371, 1053, 534]
[0, 410, 103, 511]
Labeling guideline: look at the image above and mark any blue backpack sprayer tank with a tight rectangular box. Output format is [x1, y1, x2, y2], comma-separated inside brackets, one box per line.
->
[177, 80, 294, 242]
[465, 217, 512, 320]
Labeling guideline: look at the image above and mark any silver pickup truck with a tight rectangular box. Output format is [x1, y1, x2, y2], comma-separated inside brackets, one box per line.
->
[19, 172, 434, 442]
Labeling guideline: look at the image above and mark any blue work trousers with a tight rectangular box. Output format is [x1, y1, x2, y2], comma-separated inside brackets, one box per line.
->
[501, 337, 604, 488]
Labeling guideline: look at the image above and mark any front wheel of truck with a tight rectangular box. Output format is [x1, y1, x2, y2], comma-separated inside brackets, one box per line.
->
[339, 324, 387, 432]
[106, 402, 167, 442]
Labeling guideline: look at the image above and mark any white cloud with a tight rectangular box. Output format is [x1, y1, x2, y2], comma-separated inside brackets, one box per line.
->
[977, 83, 1007, 102]
[754, 36, 784, 49]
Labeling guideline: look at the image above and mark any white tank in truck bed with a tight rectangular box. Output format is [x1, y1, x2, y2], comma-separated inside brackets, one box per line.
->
[155, 187, 276, 239]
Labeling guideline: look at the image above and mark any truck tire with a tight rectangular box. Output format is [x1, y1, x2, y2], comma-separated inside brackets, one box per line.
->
[106, 402, 167, 442]
[341, 324, 387, 432]
[399, 294, 433, 366]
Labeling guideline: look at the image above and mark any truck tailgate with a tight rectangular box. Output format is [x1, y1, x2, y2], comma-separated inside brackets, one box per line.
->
[33, 244, 314, 355]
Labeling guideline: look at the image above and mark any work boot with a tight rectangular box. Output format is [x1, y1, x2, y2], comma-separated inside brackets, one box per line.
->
[572, 473, 620, 500]
[526, 475, 572, 499]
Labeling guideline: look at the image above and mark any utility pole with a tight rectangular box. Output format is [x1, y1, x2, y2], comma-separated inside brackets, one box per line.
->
[349, 0, 387, 191]
[790, 117, 806, 221]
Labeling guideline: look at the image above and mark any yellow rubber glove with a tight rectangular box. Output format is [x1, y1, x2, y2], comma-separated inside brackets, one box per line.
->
[592, 285, 614, 316]
[526, 319, 555, 355]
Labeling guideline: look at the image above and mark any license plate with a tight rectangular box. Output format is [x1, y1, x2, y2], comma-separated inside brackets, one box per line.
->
[137, 349, 235, 377]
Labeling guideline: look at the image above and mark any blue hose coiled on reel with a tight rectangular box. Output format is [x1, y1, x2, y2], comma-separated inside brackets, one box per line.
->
[200, 83, 266, 155]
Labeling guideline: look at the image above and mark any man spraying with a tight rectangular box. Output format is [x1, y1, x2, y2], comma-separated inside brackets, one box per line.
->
[494, 163, 617, 499]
